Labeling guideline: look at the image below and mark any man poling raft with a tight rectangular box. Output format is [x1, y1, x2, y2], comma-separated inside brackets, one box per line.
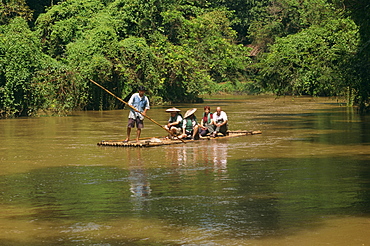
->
[89, 79, 185, 143]
[124, 85, 150, 142]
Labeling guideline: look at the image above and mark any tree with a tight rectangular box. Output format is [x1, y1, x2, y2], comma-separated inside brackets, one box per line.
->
[160, 8, 251, 100]
[258, 17, 359, 96]
[35, 0, 106, 57]
[0, 18, 47, 117]
[0, 0, 33, 24]
[342, 0, 370, 111]
[248, 0, 341, 51]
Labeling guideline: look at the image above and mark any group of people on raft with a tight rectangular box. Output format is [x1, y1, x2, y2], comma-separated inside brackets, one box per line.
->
[123, 85, 228, 142]
[164, 106, 228, 140]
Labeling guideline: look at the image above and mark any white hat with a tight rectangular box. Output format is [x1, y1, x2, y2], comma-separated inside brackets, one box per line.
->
[165, 107, 181, 113]
[184, 108, 197, 118]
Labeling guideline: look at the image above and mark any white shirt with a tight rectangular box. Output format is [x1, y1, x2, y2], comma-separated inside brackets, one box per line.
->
[127, 93, 150, 120]
[169, 114, 183, 124]
[213, 111, 228, 123]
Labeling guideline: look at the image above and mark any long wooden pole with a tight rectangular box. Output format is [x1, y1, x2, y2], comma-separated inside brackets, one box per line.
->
[89, 79, 185, 143]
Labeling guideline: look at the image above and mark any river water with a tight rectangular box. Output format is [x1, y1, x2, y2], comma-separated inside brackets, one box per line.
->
[1, 95, 370, 245]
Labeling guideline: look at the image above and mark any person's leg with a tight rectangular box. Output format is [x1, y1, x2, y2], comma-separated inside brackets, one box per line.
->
[192, 125, 199, 140]
[206, 124, 214, 134]
[200, 127, 208, 137]
[220, 124, 228, 136]
[215, 125, 221, 132]
[124, 118, 135, 141]
[170, 128, 181, 139]
[212, 125, 220, 137]
[164, 125, 171, 139]
[178, 132, 187, 139]
[125, 127, 131, 141]
[136, 118, 144, 142]
[175, 128, 183, 138]
[180, 130, 191, 139]
[136, 128, 141, 142]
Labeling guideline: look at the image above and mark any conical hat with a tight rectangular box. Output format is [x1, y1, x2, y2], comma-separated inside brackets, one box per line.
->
[165, 107, 181, 113]
[184, 108, 197, 118]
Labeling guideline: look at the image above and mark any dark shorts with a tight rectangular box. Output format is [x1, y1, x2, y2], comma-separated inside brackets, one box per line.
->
[128, 117, 144, 129]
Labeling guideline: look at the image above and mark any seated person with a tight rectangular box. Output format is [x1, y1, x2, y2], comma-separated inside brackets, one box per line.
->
[211, 107, 228, 137]
[164, 107, 183, 138]
[199, 106, 215, 137]
[179, 108, 199, 140]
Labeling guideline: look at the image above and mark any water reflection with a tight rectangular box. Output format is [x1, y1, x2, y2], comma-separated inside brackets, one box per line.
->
[126, 149, 152, 212]
[164, 141, 228, 171]
[1, 96, 370, 245]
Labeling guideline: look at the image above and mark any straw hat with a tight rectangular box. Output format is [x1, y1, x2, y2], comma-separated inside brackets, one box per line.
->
[165, 107, 181, 113]
[184, 108, 197, 118]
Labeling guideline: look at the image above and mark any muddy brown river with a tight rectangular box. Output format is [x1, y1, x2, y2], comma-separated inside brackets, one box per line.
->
[1, 95, 370, 245]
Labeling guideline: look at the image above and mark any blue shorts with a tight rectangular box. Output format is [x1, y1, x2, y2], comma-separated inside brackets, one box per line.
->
[128, 117, 144, 129]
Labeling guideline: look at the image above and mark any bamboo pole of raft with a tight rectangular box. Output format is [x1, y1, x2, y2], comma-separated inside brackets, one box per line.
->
[89, 79, 185, 143]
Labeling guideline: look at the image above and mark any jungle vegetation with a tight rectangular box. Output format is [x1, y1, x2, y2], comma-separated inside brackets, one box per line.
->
[0, 0, 369, 117]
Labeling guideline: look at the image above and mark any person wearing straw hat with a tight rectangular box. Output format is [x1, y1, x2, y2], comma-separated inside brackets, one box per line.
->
[164, 107, 183, 138]
[179, 108, 199, 140]
[124, 85, 150, 142]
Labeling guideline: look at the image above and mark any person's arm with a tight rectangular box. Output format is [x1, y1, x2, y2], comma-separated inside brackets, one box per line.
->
[213, 113, 220, 126]
[141, 96, 150, 116]
[167, 118, 172, 128]
[168, 121, 176, 128]
[128, 94, 135, 107]
[174, 115, 182, 127]
[182, 119, 187, 133]
[168, 115, 179, 128]
[209, 114, 215, 125]
[219, 112, 228, 126]
[200, 118, 205, 128]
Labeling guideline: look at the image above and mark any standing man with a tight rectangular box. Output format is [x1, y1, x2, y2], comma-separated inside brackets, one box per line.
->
[124, 86, 150, 142]
[211, 107, 228, 137]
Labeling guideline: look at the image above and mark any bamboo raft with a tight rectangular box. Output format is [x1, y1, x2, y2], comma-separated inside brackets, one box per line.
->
[97, 130, 262, 148]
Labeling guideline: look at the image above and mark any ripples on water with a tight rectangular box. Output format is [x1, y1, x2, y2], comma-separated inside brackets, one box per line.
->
[1, 96, 370, 245]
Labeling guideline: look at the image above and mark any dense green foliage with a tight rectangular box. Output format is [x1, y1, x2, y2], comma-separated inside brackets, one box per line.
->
[0, 0, 369, 116]
[0, 18, 46, 116]
[259, 17, 359, 96]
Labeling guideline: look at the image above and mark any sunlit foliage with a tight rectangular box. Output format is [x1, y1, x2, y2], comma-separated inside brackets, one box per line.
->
[0, 18, 45, 116]
[0, 0, 370, 116]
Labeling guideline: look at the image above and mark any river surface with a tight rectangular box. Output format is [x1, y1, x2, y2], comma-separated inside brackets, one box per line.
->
[1, 95, 370, 245]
